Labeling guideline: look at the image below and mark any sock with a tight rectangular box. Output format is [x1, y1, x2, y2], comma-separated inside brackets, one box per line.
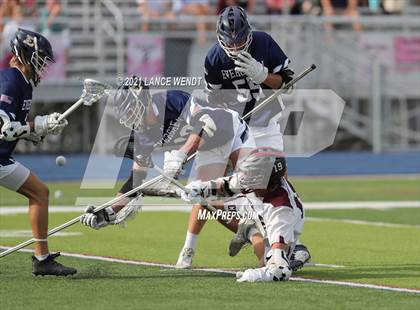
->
[183, 231, 198, 250]
[247, 227, 259, 241]
[35, 253, 49, 261]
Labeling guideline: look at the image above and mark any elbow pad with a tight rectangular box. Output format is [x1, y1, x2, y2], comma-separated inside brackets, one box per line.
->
[0, 111, 30, 141]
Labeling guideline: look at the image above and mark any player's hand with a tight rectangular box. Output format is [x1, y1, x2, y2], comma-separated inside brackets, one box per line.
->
[234, 51, 268, 84]
[80, 206, 116, 230]
[181, 180, 213, 203]
[34, 113, 68, 136]
[23, 132, 44, 145]
[163, 150, 187, 178]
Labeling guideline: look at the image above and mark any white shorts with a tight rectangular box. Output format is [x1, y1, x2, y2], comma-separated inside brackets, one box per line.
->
[0, 161, 30, 191]
[225, 192, 304, 247]
[195, 115, 256, 168]
[250, 117, 284, 151]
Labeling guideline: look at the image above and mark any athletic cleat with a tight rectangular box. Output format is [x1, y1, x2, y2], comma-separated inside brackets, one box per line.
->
[289, 244, 311, 272]
[32, 253, 77, 276]
[175, 247, 194, 269]
[228, 219, 256, 257]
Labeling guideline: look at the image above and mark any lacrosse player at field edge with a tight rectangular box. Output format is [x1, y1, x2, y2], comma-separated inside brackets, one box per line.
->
[0, 28, 76, 276]
[182, 148, 309, 281]
[80, 78, 256, 231]
[177, 5, 306, 268]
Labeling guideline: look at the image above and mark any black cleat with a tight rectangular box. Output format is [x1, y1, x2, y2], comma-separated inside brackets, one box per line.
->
[290, 244, 311, 272]
[228, 219, 256, 257]
[32, 253, 77, 276]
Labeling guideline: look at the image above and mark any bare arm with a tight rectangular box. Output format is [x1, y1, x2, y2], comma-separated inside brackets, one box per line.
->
[263, 73, 284, 89]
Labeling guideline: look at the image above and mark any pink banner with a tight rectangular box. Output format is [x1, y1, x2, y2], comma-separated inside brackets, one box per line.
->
[127, 34, 164, 77]
[394, 36, 420, 72]
[43, 34, 68, 83]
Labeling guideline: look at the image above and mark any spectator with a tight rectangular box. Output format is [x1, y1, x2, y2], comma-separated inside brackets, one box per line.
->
[217, 0, 255, 14]
[39, 0, 64, 35]
[0, 0, 22, 33]
[137, 0, 176, 32]
[265, 0, 303, 14]
[321, 0, 361, 31]
[0, 0, 23, 68]
[173, 0, 210, 46]
[382, 0, 405, 14]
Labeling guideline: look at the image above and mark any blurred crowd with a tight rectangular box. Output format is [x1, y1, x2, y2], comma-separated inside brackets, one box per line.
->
[0, 0, 68, 68]
[0, 0, 418, 62]
[137, 0, 419, 44]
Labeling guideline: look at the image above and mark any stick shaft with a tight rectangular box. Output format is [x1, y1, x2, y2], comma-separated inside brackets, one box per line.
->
[0, 174, 176, 258]
[57, 98, 84, 122]
[0, 65, 316, 258]
[242, 64, 316, 121]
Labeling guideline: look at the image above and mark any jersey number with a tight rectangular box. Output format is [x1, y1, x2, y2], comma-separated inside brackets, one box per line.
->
[232, 77, 261, 103]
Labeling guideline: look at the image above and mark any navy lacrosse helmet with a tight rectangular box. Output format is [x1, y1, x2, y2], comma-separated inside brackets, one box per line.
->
[217, 6, 252, 59]
[237, 147, 287, 191]
[113, 77, 152, 132]
[10, 28, 55, 86]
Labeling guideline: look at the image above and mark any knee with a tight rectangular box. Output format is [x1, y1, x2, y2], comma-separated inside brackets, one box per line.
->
[30, 183, 49, 204]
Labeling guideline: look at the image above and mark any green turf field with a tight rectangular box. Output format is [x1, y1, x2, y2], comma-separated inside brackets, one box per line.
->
[1, 177, 419, 309]
[0, 176, 419, 206]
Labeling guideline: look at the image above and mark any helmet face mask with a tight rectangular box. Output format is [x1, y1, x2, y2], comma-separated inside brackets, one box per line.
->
[11, 28, 55, 86]
[216, 6, 252, 60]
[114, 83, 151, 133]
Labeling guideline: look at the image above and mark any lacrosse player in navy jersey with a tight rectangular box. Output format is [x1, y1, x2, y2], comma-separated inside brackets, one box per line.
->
[176, 5, 308, 268]
[0, 29, 76, 276]
[80, 79, 255, 232]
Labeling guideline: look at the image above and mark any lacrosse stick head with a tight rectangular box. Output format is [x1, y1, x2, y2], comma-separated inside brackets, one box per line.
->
[114, 194, 143, 228]
[81, 79, 111, 106]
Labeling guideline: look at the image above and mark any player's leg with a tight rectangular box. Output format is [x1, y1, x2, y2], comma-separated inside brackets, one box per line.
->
[1, 162, 77, 276]
[236, 206, 296, 282]
[17, 173, 50, 257]
[176, 162, 227, 268]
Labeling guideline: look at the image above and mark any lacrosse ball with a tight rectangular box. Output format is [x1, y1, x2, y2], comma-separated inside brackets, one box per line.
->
[56, 156, 67, 166]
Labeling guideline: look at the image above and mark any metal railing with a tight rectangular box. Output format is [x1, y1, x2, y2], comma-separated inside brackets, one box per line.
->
[2, 7, 418, 153]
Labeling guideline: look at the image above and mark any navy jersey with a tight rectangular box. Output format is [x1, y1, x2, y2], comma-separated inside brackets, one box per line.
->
[133, 90, 237, 156]
[0, 68, 33, 165]
[204, 31, 290, 127]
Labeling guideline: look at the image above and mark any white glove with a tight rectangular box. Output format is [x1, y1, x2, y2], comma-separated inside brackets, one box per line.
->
[181, 180, 214, 203]
[23, 132, 43, 145]
[34, 112, 68, 136]
[198, 114, 217, 138]
[80, 206, 116, 230]
[234, 51, 268, 84]
[163, 150, 187, 178]
[236, 267, 274, 282]
[236, 264, 291, 282]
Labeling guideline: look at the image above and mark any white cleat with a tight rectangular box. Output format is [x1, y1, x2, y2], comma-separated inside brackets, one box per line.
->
[175, 247, 194, 269]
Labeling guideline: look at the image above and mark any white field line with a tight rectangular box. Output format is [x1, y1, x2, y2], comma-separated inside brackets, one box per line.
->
[0, 200, 419, 215]
[306, 217, 420, 229]
[1, 246, 419, 294]
[0, 230, 82, 238]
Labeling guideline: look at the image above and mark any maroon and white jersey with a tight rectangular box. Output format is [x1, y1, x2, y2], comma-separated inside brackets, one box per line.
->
[224, 177, 304, 247]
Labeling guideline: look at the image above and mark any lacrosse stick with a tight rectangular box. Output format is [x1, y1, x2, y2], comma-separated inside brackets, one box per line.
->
[57, 79, 112, 122]
[0, 65, 315, 258]
[0, 174, 167, 258]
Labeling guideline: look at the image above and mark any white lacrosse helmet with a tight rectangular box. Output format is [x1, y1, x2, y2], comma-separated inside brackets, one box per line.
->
[113, 79, 152, 132]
